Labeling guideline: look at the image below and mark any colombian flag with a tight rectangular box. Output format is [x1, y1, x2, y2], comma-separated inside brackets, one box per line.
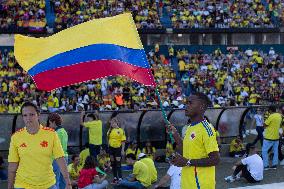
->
[14, 13, 156, 91]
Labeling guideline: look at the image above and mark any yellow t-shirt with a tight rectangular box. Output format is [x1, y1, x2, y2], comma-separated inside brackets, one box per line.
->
[229, 139, 244, 152]
[126, 148, 141, 159]
[79, 148, 90, 166]
[83, 120, 102, 145]
[97, 155, 110, 167]
[107, 128, 126, 148]
[8, 126, 64, 189]
[139, 158, 157, 183]
[68, 163, 81, 180]
[133, 161, 151, 187]
[182, 120, 219, 189]
[166, 142, 174, 158]
[264, 113, 283, 140]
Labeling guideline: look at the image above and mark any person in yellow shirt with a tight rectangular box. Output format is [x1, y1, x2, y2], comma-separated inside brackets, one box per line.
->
[107, 116, 126, 183]
[142, 141, 156, 160]
[138, 153, 157, 184]
[79, 143, 90, 167]
[170, 92, 220, 189]
[229, 136, 246, 157]
[115, 154, 151, 189]
[68, 154, 81, 187]
[262, 106, 283, 169]
[8, 102, 71, 189]
[80, 110, 102, 160]
[97, 147, 111, 172]
[126, 141, 141, 160]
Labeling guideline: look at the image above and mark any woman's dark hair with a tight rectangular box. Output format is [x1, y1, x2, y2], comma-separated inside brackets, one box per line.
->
[20, 101, 40, 115]
[71, 154, 79, 161]
[83, 156, 97, 169]
[126, 153, 136, 160]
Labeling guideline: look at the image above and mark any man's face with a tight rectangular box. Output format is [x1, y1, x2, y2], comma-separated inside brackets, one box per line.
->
[185, 95, 203, 118]
[22, 106, 39, 127]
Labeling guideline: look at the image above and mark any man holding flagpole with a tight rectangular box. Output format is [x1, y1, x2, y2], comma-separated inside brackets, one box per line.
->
[169, 92, 220, 189]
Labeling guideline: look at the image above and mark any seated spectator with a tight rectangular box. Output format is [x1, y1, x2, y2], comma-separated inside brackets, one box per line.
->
[68, 154, 81, 187]
[114, 154, 151, 189]
[97, 147, 111, 172]
[0, 155, 7, 180]
[225, 145, 263, 183]
[229, 136, 246, 157]
[154, 155, 181, 189]
[165, 140, 174, 161]
[79, 143, 90, 167]
[126, 141, 141, 160]
[78, 156, 108, 189]
[138, 153, 157, 184]
[142, 141, 157, 160]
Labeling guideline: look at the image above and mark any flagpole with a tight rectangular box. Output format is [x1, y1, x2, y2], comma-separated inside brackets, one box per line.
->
[154, 86, 175, 144]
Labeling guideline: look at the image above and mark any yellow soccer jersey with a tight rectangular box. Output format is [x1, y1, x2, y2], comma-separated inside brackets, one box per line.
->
[126, 148, 141, 159]
[264, 113, 283, 140]
[140, 157, 157, 183]
[83, 120, 102, 145]
[107, 128, 126, 148]
[182, 120, 219, 189]
[8, 125, 64, 189]
[68, 163, 81, 180]
[133, 161, 151, 187]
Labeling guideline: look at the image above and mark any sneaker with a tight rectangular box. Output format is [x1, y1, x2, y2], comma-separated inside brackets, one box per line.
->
[264, 166, 270, 171]
[280, 159, 284, 166]
[270, 165, 277, 170]
[225, 175, 236, 183]
[111, 177, 118, 185]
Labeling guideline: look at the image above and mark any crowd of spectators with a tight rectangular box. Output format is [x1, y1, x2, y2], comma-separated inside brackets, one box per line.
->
[53, 0, 162, 31]
[0, 45, 283, 113]
[176, 46, 283, 106]
[166, 0, 278, 29]
[0, 0, 46, 32]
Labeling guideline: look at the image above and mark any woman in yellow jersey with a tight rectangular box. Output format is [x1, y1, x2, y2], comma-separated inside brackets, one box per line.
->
[68, 154, 81, 187]
[107, 116, 126, 183]
[142, 141, 156, 160]
[126, 141, 141, 160]
[8, 102, 72, 189]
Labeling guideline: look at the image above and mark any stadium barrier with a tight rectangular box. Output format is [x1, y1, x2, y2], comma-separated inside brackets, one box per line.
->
[0, 105, 272, 154]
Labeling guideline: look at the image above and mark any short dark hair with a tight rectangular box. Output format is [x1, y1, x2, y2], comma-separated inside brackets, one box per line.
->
[48, 113, 63, 126]
[192, 92, 212, 108]
[21, 101, 40, 115]
[86, 113, 99, 120]
[126, 153, 136, 160]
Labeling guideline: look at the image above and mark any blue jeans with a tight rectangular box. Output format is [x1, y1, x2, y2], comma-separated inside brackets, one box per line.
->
[53, 157, 68, 189]
[114, 178, 145, 189]
[89, 144, 101, 160]
[262, 139, 279, 167]
[0, 169, 7, 180]
[16, 185, 57, 189]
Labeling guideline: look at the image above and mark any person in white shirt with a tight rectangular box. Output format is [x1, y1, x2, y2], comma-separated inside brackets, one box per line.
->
[225, 145, 263, 183]
[154, 146, 182, 189]
[251, 110, 264, 146]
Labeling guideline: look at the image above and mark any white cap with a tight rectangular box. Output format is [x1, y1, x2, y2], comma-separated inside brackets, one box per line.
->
[138, 153, 147, 159]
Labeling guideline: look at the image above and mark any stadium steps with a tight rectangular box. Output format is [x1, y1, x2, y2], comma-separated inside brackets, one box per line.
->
[45, 0, 56, 28]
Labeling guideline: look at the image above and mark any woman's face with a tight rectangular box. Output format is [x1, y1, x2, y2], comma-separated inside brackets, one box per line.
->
[73, 157, 80, 165]
[22, 106, 39, 128]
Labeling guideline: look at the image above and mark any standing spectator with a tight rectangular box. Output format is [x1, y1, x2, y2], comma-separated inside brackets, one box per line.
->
[225, 145, 263, 183]
[77, 156, 108, 189]
[47, 112, 69, 189]
[170, 92, 220, 189]
[251, 109, 264, 146]
[262, 106, 283, 170]
[80, 111, 103, 160]
[8, 102, 71, 189]
[107, 116, 126, 184]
